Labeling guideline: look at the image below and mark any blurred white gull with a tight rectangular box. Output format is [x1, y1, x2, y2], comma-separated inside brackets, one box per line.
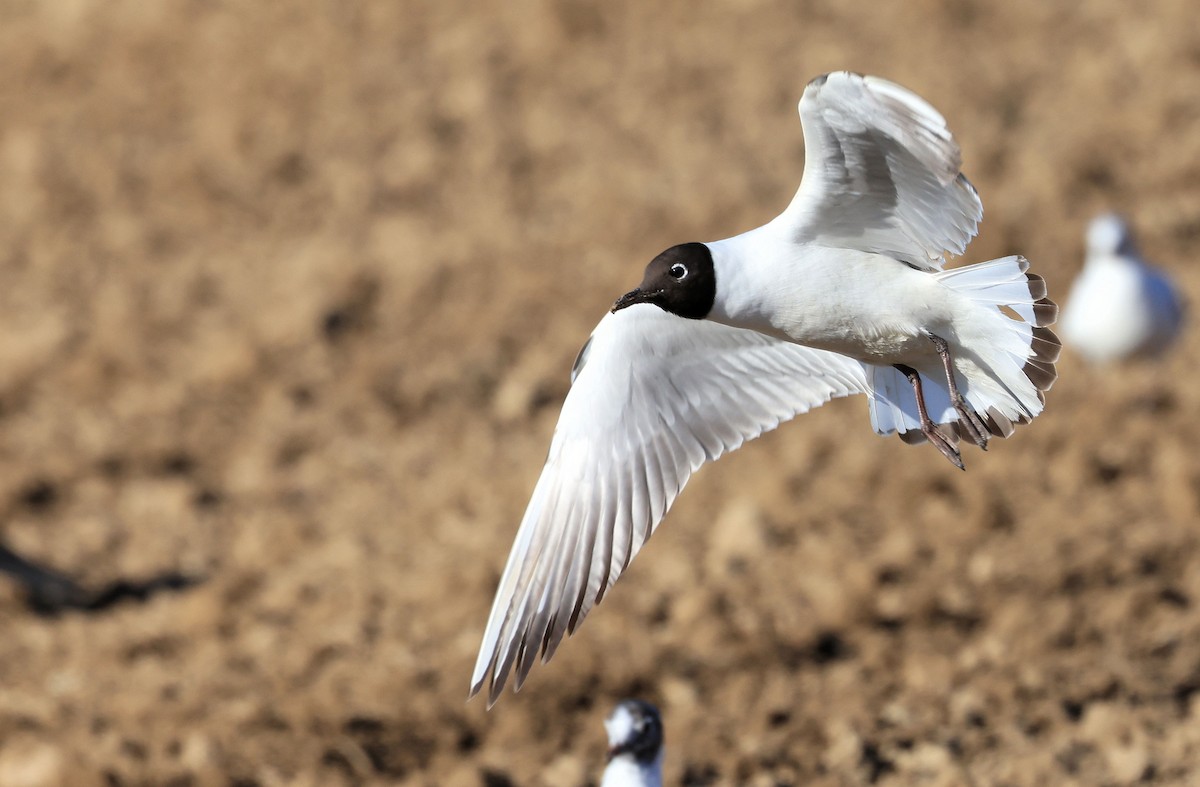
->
[1061, 213, 1184, 363]
[602, 700, 663, 787]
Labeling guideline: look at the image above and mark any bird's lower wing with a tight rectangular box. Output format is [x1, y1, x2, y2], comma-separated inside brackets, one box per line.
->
[470, 305, 870, 705]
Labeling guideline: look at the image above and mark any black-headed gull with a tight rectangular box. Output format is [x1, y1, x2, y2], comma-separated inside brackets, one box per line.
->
[602, 700, 664, 787]
[1060, 213, 1184, 363]
[471, 71, 1059, 705]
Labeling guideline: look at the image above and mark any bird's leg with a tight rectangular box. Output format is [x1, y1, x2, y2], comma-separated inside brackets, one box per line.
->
[925, 332, 990, 450]
[894, 363, 964, 470]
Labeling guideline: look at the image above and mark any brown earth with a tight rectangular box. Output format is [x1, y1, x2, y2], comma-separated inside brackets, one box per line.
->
[1, 1, 1199, 785]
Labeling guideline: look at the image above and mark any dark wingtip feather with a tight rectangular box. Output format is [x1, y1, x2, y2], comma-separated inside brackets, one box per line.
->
[514, 637, 538, 693]
[486, 674, 504, 709]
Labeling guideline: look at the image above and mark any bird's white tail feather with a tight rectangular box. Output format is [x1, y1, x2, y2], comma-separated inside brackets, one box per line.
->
[868, 255, 1059, 441]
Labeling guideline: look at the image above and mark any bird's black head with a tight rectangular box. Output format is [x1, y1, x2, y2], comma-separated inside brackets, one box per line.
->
[612, 242, 716, 320]
[605, 699, 664, 764]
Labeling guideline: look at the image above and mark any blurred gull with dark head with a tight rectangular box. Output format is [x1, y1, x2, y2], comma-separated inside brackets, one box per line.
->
[602, 700, 664, 787]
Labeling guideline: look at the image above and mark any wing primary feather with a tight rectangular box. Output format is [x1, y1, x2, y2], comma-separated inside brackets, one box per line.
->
[531, 489, 583, 665]
[543, 487, 598, 661]
[497, 477, 574, 697]
[583, 452, 617, 615]
[517, 481, 581, 687]
[624, 425, 653, 572]
[605, 450, 635, 594]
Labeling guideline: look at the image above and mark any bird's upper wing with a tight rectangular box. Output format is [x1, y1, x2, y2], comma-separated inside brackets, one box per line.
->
[766, 71, 983, 270]
[470, 305, 870, 705]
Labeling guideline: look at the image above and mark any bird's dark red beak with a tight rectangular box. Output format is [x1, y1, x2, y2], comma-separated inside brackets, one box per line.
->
[612, 288, 660, 312]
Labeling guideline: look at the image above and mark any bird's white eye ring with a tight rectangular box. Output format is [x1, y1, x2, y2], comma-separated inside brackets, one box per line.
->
[669, 263, 688, 280]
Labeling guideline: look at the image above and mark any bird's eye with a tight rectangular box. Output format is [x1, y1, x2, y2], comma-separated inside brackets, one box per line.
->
[669, 263, 688, 280]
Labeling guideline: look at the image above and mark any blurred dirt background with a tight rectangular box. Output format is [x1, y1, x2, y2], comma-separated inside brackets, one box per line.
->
[1, 1, 1199, 785]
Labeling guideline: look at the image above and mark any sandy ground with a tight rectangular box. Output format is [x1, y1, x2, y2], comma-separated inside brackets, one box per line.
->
[1, 1, 1199, 784]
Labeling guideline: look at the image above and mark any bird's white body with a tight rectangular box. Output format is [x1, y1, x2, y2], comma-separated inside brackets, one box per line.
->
[709, 236, 957, 363]
[1061, 214, 1183, 363]
[469, 71, 1060, 705]
[601, 755, 663, 787]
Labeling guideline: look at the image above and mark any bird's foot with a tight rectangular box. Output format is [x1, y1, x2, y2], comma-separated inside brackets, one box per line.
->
[926, 332, 989, 450]
[895, 363, 965, 471]
[924, 421, 964, 470]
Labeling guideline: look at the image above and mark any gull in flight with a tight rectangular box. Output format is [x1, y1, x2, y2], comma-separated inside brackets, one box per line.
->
[601, 700, 664, 787]
[1060, 213, 1184, 363]
[471, 71, 1059, 705]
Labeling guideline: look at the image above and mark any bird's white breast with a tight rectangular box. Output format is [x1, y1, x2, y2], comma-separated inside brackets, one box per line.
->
[601, 754, 663, 787]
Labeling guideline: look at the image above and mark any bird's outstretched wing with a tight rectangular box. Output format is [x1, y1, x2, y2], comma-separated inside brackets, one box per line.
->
[767, 71, 983, 269]
[471, 305, 869, 705]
